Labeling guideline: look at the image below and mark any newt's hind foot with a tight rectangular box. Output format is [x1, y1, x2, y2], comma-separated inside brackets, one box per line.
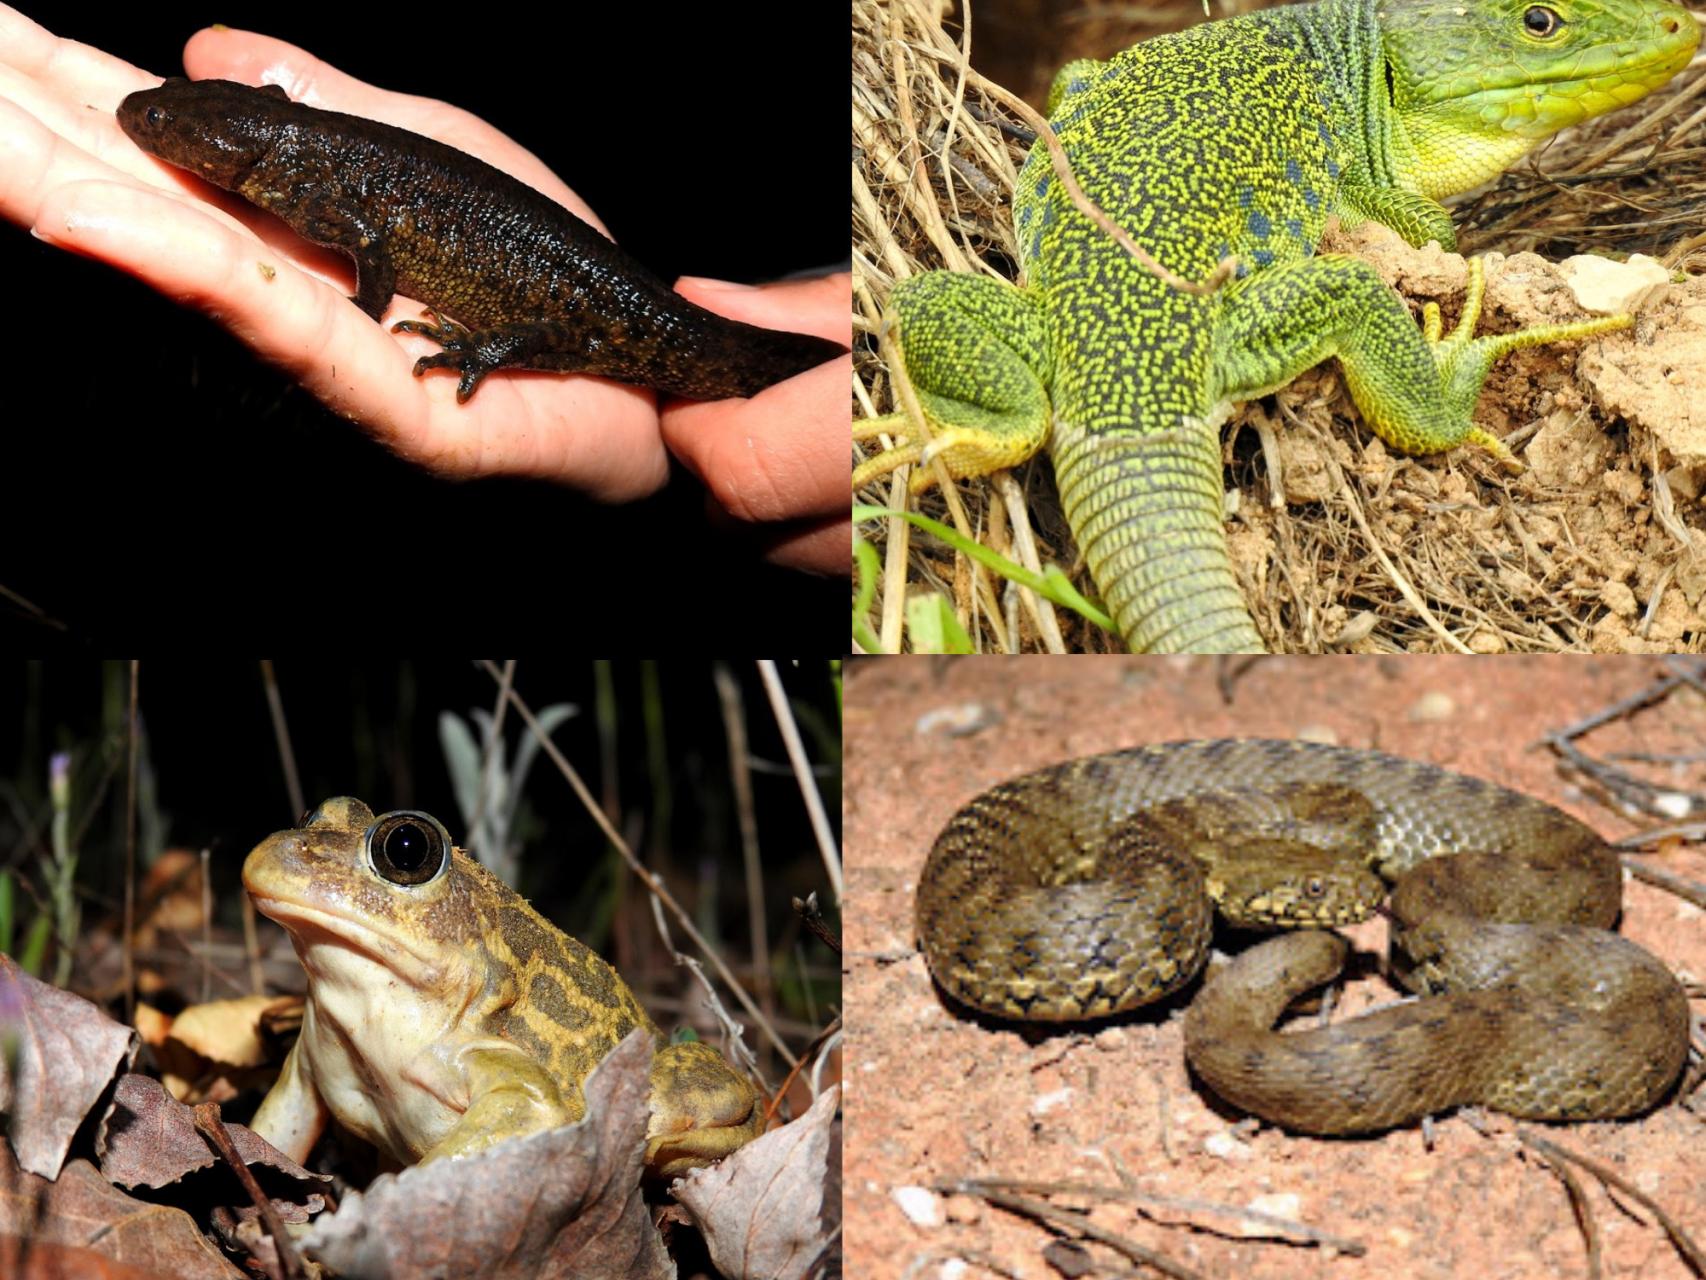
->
[393, 309, 498, 402]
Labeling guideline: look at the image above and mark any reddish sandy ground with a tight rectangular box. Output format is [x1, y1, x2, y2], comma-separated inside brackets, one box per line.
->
[846, 656, 1705, 1280]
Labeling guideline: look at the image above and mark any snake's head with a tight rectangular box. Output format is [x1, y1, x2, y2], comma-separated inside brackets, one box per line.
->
[1211, 843, 1387, 929]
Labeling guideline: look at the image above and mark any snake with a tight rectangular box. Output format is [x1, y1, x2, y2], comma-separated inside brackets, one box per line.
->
[914, 738, 1691, 1132]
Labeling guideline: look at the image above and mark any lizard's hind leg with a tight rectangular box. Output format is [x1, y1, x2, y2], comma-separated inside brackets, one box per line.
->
[854, 271, 1053, 495]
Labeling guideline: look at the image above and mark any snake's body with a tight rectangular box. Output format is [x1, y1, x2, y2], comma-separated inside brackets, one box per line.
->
[915, 739, 1690, 1132]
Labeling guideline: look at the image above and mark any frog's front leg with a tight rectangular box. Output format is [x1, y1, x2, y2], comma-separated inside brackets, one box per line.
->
[853, 271, 1053, 494]
[644, 1040, 762, 1178]
[249, 1038, 330, 1164]
[418, 1045, 575, 1162]
[1210, 254, 1631, 465]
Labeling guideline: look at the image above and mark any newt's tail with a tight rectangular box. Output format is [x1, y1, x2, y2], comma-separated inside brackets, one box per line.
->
[656, 306, 846, 400]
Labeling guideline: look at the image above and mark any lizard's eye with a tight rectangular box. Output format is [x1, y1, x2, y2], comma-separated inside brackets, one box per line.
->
[1522, 6, 1562, 37]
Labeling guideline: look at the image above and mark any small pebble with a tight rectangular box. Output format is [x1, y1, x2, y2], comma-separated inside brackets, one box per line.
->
[914, 703, 1000, 737]
[1203, 1130, 1254, 1160]
[1408, 690, 1455, 721]
[892, 1184, 945, 1228]
[1032, 1087, 1074, 1116]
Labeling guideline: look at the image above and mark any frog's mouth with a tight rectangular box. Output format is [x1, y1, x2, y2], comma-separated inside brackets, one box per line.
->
[249, 893, 441, 981]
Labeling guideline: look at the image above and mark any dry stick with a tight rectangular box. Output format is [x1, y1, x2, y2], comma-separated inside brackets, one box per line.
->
[941, 1180, 1208, 1280]
[978, 1173, 1367, 1257]
[1526, 1136, 1605, 1280]
[122, 662, 139, 1025]
[1614, 854, 1706, 913]
[1541, 662, 1706, 818]
[762, 1015, 843, 1128]
[1294, 411, 1473, 653]
[879, 1, 1008, 654]
[875, 313, 1010, 652]
[255, 661, 300, 994]
[714, 665, 774, 1019]
[794, 891, 841, 955]
[1517, 1130, 1706, 1276]
[756, 661, 843, 905]
[467, 658, 516, 846]
[477, 663, 797, 1069]
[194, 1103, 303, 1280]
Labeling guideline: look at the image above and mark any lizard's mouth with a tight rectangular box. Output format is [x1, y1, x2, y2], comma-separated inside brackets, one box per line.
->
[1387, 8, 1699, 137]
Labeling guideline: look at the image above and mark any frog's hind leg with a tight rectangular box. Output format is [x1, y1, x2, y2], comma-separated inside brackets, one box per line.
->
[645, 1040, 763, 1177]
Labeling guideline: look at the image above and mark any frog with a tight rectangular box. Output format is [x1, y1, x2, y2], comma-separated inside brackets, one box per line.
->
[242, 797, 762, 1177]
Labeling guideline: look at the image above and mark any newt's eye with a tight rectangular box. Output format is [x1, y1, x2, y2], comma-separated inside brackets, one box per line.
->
[1523, 5, 1562, 37]
[145, 106, 164, 126]
[366, 811, 451, 886]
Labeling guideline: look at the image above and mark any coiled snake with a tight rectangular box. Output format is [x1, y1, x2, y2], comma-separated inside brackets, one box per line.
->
[914, 739, 1690, 1132]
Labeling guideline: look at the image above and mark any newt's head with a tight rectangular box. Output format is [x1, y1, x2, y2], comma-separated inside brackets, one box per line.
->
[118, 78, 296, 191]
[1377, 0, 1700, 197]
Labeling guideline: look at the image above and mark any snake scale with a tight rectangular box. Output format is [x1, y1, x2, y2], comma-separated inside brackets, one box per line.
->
[915, 739, 1691, 1132]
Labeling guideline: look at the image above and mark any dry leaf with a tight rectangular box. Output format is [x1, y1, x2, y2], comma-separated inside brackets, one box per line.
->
[0, 1145, 243, 1279]
[675, 1084, 842, 1280]
[0, 954, 139, 1179]
[98, 1074, 325, 1194]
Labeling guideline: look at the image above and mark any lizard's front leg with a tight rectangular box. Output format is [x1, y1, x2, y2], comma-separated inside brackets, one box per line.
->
[1209, 254, 1631, 465]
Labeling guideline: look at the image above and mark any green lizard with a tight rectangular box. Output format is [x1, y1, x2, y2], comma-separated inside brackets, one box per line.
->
[854, 0, 1699, 652]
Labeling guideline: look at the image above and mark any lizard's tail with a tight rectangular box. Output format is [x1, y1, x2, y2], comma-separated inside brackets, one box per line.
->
[1053, 421, 1265, 653]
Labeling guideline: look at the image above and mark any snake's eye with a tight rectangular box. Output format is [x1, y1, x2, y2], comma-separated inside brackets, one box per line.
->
[1522, 6, 1562, 37]
[366, 811, 452, 886]
[1303, 876, 1327, 899]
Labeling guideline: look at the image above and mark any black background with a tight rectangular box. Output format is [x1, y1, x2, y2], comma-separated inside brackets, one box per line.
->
[3, 6, 843, 647]
[4, 658, 843, 1011]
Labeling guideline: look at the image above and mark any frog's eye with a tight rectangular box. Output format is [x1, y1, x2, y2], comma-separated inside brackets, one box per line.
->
[366, 811, 451, 886]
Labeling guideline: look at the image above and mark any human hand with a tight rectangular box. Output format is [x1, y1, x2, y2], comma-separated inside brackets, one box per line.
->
[661, 273, 852, 575]
[4, 12, 821, 502]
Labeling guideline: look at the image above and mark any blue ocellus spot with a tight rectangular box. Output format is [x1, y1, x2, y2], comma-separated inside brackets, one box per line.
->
[1253, 249, 1274, 268]
[1018, 206, 1032, 229]
[1287, 217, 1304, 240]
[1035, 176, 1050, 197]
[1303, 187, 1321, 211]
[1285, 158, 1303, 184]
[1248, 212, 1271, 239]
[1238, 184, 1255, 209]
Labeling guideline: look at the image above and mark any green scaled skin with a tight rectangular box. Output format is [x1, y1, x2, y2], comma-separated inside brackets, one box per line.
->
[854, 0, 1698, 653]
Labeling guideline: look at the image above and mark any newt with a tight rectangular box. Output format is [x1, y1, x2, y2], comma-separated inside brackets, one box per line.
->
[117, 78, 844, 403]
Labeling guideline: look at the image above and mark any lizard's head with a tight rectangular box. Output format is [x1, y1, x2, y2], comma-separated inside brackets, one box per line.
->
[1377, 0, 1700, 198]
